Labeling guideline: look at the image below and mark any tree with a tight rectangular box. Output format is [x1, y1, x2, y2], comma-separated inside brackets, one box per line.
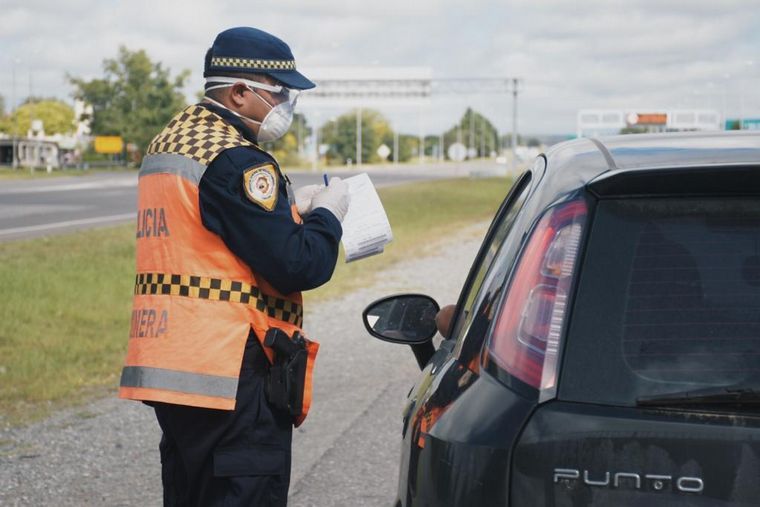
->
[0, 95, 5, 116]
[442, 108, 499, 159]
[69, 46, 190, 156]
[260, 113, 311, 166]
[0, 98, 75, 136]
[424, 134, 447, 158]
[396, 134, 421, 162]
[320, 109, 394, 165]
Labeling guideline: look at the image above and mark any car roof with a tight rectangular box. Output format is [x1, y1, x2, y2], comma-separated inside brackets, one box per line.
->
[537, 131, 760, 197]
[545, 130, 760, 179]
[595, 131, 760, 171]
[524, 131, 760, 215]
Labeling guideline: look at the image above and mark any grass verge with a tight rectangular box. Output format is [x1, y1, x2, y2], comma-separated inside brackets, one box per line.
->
[0, 167, 133, 180]
[0, 177, 510, 426]
[0, 225, 135, 426]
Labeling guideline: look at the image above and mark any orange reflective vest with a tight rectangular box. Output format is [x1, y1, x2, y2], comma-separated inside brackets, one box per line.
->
[119, 105, 317, 425]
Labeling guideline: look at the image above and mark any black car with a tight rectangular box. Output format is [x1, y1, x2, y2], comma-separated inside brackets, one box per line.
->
[363, 131, 760, 506]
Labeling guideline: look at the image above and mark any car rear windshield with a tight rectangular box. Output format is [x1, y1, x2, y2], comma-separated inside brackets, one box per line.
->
[560, 197, 760, 405]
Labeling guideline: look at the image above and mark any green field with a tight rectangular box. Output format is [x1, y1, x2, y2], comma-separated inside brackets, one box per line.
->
[0, 177, 509, 426]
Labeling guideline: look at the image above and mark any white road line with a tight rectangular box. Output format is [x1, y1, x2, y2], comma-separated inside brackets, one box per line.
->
[0, 178, 137, 195]
[0, 213, 135, 237]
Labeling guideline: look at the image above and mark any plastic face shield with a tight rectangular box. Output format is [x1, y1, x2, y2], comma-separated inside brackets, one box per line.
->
[204, 76, 300, 107]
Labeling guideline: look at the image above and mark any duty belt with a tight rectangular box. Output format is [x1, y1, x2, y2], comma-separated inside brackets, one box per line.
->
[134, 272, 303, 326]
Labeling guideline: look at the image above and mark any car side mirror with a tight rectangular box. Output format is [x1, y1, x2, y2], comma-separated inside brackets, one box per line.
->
[362, 294, 440, 345]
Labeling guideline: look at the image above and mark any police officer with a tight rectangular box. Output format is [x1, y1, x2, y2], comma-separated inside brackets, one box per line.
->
[119, 27, 349, 506]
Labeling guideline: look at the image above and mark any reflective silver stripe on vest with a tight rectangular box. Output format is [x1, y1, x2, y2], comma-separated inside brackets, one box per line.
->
[120, 366, 238, 399]
[139, 153, 208, 184]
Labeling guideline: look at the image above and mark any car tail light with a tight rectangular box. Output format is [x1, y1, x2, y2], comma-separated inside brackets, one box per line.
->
[487, 199, 587, 401]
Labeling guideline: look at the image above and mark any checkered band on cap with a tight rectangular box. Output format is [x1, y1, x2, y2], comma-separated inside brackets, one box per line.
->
[146, 105, 254, 166]
[211, 56, 297, 71]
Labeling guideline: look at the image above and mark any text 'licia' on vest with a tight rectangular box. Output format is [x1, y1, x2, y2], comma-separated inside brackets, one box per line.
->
[136, 207, 171, 238]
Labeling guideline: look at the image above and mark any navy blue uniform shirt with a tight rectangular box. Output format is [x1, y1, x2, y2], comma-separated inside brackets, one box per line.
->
[197, 102, 342, 295]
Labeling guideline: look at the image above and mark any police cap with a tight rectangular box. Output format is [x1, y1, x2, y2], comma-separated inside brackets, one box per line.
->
[204, 27, 315, 90]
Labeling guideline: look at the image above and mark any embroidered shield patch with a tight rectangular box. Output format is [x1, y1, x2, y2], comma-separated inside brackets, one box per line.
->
[243, 164, 278, 211]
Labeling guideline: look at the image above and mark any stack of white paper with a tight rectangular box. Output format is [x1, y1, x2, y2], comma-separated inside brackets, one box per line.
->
[340, 173, 393, 262]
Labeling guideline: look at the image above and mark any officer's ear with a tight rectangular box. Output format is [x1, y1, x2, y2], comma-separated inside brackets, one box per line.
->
[229, 82, 249, 108]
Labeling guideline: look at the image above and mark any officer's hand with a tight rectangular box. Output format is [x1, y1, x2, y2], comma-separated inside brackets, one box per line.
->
[294, 184, 322, 216]
[311, 177, 351, 222]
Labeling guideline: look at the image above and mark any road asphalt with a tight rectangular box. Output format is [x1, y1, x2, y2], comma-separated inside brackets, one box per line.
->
[0, 222, 488, 506]
[0, 161, 506, 241]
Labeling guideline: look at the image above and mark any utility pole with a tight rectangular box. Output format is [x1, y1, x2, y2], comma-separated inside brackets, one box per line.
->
[468, 108, 474, 159]
[721, 74, 729, 129]
[418, 107, 424, 165]
[356, 107, 362, 169]
[393, 129, 399, 165]
[739, 79, 745, 130]
[11, 59, 18, 169]
[480, 115, 486, 158]
[297, 115, 303, 156]
[29, 68, 36, 172]
[311, 113, 319, 172]
[511, 78, 519, 174]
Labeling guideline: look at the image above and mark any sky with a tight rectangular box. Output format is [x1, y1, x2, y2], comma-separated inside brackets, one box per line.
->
[1, 0, 759, 136]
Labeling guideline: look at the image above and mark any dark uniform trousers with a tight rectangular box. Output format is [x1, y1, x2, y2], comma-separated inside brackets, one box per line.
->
[153, 333, 292, 506]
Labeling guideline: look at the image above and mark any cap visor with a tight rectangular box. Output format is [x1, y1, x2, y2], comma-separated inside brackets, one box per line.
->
[269, 70, 316, 90]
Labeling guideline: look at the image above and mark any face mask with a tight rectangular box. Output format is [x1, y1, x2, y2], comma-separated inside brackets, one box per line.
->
[255, 99, 295, 142]
[204, 76, 298, 143]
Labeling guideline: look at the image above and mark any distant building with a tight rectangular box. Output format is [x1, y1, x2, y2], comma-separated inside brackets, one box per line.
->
[0, 100, 90, 168]
[576, 109, 722, 138]
[0, 137, 61, 168]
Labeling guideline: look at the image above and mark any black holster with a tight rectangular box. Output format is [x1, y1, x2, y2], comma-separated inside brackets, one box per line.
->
[264, 328, 308, 418]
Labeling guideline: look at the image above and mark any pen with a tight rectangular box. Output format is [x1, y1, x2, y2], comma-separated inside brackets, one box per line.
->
[323, 174, 329, 186]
